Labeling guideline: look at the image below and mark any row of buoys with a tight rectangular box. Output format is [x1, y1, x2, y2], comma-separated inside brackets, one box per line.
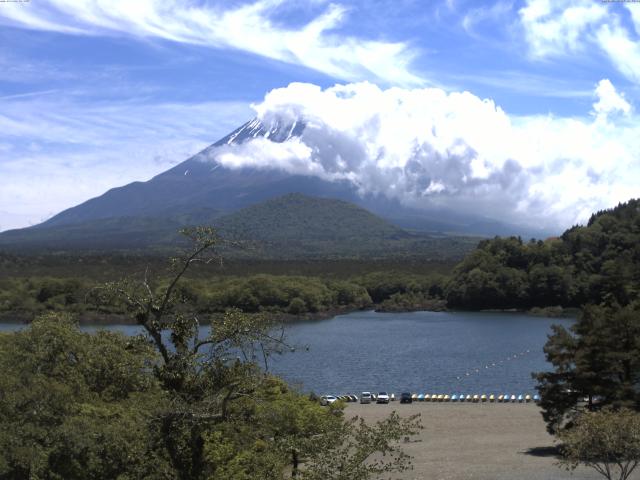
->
[456, 350, 533, 381]
[410, 393, 539, 403]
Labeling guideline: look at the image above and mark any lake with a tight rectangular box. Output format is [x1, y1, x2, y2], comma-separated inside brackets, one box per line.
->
[0, 310, 571, 396]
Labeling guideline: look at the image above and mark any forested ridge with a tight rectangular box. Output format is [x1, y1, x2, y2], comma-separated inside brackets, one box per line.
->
[0, 193, 480, 260]
[445, 199, 640, 310]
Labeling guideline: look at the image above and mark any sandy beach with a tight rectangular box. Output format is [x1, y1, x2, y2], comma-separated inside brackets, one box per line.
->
[345, 402, 626, 480]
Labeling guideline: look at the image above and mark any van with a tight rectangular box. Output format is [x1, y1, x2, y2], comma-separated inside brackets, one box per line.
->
[360, 392, 372, 404]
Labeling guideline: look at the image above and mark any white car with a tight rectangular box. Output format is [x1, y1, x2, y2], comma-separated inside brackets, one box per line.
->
[320, 395, 338, 406]
[376, 392, 390, 404]
[360, 392, 372, 404]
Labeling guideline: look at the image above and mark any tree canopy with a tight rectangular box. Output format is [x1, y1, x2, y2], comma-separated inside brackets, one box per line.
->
[534, 303, 640, 434]
[0, 226, 421, 479]
[446, 199, 640, 310]
[558, 408, 640, 480]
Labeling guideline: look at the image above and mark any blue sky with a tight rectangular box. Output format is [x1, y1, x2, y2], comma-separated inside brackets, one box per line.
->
[1, 0, 639, 231]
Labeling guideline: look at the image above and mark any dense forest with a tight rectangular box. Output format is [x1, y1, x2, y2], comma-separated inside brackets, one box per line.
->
[0, 271, 446, 323]
[445, 199, 640, 310]
[1, 199, 639, 322]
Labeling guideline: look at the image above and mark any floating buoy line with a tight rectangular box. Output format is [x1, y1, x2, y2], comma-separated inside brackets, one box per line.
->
[454, 349, 533, 382]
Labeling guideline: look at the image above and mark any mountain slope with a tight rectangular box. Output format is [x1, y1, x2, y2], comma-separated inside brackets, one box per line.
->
[217, 193, 405, 242]
[0, 193, 481, 259]
[37, 118, 311, 228]
[214, 193, 413, 258]
[213, 193, 481, 259]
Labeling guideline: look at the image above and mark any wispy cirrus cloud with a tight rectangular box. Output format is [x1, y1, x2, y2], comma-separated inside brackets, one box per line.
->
[519, 0, 640, 84]
[519, 0, 607, 58]
[443, 70, 594, 99]
[0, 0, 423, 86]
[597, 21, 640, 84]
[462, 0, 514, 37]
[0, 96, 251, 231]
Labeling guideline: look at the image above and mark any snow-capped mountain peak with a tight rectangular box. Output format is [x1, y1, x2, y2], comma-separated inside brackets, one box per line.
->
[213, 117, 305, 147]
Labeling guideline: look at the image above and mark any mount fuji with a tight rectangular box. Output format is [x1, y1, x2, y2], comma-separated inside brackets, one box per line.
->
[0, 117, 549, 254]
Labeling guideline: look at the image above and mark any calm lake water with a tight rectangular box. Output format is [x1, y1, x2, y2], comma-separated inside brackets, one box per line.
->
[0, 310, 572, 396]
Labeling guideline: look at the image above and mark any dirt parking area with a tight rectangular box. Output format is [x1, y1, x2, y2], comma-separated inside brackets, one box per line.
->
[345, 402, 625, 480]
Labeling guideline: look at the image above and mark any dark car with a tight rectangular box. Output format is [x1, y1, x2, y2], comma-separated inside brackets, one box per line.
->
[400, 392, 412, 404]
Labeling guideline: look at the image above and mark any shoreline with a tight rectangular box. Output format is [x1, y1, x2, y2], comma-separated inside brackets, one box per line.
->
[0, 304, 579, 326]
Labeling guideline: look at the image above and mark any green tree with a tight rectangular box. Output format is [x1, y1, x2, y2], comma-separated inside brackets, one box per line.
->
[301, 411, 422, 480]
[558, 408, 640, 480]
[101, 226, 421, 479]
[99, 228, 291, 479]
[0, 312, 167, 480]
[534, 303, 640, 433]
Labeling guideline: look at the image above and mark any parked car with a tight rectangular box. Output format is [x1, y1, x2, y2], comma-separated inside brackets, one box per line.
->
[320, 395, 338, 406]
[399, 392, 412, 404]
[360, 392, 372, 404]
[376, 392, 390, 404]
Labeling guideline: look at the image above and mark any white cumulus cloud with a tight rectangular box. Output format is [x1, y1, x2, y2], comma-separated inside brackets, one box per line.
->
[210, 81, 640, 231]
[593, 78, 631, 118]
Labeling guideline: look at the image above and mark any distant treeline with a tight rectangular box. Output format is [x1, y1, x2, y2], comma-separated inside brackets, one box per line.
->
[2, 199, 639, 320]
[0, 272, 447, 322]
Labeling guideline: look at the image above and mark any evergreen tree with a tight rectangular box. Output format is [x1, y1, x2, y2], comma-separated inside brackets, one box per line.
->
[534, 303, 640, 433]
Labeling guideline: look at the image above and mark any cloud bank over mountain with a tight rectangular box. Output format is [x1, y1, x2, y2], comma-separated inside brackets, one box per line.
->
[212, 80, 639, 231]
